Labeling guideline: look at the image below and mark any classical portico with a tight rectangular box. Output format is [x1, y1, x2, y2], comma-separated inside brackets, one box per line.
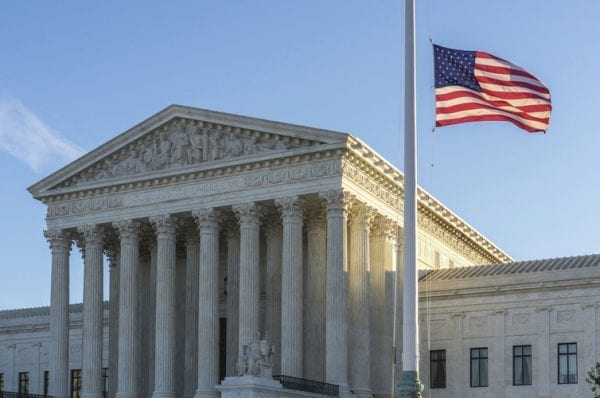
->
[29, 106, 510, 398]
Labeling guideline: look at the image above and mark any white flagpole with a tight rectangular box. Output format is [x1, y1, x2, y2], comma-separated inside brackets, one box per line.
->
[398, 0, 423, 396]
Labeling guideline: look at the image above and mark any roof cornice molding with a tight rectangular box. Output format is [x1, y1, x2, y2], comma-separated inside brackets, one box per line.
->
[345, 136, 512, 264]
[28, 105, 349, 196]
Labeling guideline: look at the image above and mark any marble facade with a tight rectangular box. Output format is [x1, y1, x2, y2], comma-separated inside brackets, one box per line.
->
[3, 106, 511, 398]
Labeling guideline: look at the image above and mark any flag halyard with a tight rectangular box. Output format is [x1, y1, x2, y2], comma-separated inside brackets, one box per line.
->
[433, 44, 552, 133]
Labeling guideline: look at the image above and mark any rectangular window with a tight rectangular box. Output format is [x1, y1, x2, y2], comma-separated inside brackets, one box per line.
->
[71, 369, 82, 398]
[19, 372, 30, 394]
[470, 348, 488, 387]
[558, 343, 577, 384]
[434, 251, 441, 269]
[102, 368, 109, 398]
[44, 370, 50, 397]
[0, 373, 4, 393]
[430, 350, 446, 389]
[513, 345, 532, 385]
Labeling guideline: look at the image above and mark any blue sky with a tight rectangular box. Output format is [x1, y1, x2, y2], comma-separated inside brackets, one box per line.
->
[1, 1, 598, 309]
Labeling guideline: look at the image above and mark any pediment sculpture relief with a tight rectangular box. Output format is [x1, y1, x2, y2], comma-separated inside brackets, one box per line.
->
[59, 118, 316, 188]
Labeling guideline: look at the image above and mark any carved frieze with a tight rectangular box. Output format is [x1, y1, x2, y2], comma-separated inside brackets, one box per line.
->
[47, 160, 341, 219]
[58, 118, 318, 188]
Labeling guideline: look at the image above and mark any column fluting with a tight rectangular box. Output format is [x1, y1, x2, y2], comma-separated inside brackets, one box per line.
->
[151, 215, 177, 398]
[192, 209, 221, 398]
[276, 196, 304, 377]
[224, 219, 240, 377]
[79, 225, 105, 398]
[369, 219, 396, 396]
[107, 246, 120, 398]
[45, 229, 72, 398]
[304, 207, 326, 381]
[233, 203, 261, 354]
[319, 190, 352, 393]
[183, 226, 199, 398]
[114, 220, 141, 398]
[264, 218, 282, 375]
[348, 202, 374, 397]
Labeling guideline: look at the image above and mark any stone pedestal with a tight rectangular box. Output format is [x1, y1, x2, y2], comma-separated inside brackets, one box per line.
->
[216, 376, 283, 398]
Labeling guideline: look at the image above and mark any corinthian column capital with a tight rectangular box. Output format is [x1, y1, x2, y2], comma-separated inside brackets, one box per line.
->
[233, 202, 262, 227]
[44, 228, 72, 253]
[192, 208, 221, 230]
[77, 225, 104, 247]
[348, 202, 375, 230]
[275, 196, 304, 219]
[150, 214, 177, 238]
[320, 189, 354, 214]
[113, 219, 141, 241]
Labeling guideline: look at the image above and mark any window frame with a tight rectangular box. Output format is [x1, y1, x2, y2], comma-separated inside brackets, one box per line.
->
[18, 371, 30, 394]
[558, 342, 578, 384]
[429, 349, 446, 389]
[44, 370, 50, 397]
[512, 345, 532, 386]
[71, 369, 82, 398]
[470, 347, 489, 388]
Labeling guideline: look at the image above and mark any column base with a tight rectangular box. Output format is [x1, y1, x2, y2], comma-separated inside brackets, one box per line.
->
[151, 392, 176, 398]
[82, 393, 104, 398]
[193, 389, 220, 398]
[395, 371, 423, 398]
[338, 383, 352, 398]
[115, 392, 138, 398]
[351, 388, 373, 398]
[217, 376, 282, 398]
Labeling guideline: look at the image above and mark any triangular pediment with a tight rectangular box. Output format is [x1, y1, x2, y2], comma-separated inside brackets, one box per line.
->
[29, 105, 349, 196]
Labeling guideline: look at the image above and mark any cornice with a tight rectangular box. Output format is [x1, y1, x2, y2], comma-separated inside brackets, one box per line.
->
[38, 143, 347, 204]
[344, 136, 512, 264]
[419, 276, 600, 300]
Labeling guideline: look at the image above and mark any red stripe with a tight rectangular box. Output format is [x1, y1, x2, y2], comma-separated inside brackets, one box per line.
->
[480, 87, 550, 101]
[437, 102, 549, 124]
[436, 114, 546, 133]
[474, 64, 542, 83]
[476, 75, 550, 95]
[476, 51, 509, 63]
[436, 90, 552, 112]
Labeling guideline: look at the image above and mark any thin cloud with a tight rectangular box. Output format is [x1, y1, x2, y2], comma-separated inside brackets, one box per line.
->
[0, 97, 85, 172]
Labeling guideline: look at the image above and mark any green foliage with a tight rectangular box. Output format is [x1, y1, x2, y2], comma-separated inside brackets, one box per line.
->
[586, 362, 600, 397]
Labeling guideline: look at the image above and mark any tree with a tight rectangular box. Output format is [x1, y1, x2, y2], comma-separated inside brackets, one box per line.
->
[586, 362, 600, 397]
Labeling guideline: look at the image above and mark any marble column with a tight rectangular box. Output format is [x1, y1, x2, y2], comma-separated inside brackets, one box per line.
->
[151, 215, 177, 398]
[79, 225, 105, 398]
[224, 219, 241, 377]
[183, 226, 200, 398]
[369, 220, 397, 397]
[107, 249, 120, 398]
[45, 229, 71, 398]
[276, 196, 304, 377]
[233, 203, 261, 354]
[193, 209, 221, 398]
[304, 207, 326, 381]
[348, 203, 373, 397]
[114, 220, 141, 398]
[319, 190, 352, 393]
[264, 218, 282, 375]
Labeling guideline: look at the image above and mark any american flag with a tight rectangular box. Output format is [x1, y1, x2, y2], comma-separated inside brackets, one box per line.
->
[434, 44, 552, 133]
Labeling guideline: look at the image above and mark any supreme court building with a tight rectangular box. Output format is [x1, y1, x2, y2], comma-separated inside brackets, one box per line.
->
[9, 105, 595, 398]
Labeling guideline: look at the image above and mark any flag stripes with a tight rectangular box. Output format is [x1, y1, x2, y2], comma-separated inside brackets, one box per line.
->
[434, 45, 552, 133]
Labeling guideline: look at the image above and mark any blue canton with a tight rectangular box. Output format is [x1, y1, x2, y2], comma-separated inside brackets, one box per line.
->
[434, 45, 481, 92]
